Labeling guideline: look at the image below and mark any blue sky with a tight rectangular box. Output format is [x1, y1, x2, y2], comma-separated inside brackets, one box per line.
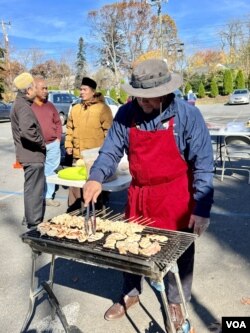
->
[1, 0, 249, 66]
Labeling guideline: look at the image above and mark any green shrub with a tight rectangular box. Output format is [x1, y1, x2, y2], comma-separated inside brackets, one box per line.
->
[223, 70, 233, 95]
[198, 82, 205, 98]
[210, 78, 219, 97]
[235, 69, 245, 89]
[185, 82, 192, 95]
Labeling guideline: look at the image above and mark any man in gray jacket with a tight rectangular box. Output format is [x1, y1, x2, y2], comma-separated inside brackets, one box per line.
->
[10, 72, 46, 228]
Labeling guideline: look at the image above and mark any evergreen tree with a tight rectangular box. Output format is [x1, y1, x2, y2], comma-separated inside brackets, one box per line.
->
[210, 78, 219, 98]
[247, 74, 250, 90]
[235, 69, 245, 89]
[74, 37, 86, 89]
[185, 82, 192, 95]
[198, 82, 205, 98]
[223, 69, 233, 95]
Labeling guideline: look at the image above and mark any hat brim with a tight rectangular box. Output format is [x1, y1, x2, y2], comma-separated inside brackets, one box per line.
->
[121, 73, 183, 98]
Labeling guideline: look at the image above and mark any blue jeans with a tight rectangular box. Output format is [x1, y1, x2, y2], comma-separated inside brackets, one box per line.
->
[44, 140, 61, 199]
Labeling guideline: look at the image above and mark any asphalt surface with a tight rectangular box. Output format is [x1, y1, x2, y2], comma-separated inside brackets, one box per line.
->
[0, 104, 250, 333]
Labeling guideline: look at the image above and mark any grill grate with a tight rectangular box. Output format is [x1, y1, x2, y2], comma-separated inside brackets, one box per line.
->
[22, 224, 196, 268]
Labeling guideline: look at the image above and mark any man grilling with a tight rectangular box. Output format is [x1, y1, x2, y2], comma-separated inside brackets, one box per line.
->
[83, 58, 214, 330]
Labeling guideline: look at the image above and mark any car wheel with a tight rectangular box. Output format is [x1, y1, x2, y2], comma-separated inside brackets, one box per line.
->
[59, 113, 66, 125]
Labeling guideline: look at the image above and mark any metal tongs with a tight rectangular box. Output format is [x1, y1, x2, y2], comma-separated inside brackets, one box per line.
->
[83, 201, 96, 235]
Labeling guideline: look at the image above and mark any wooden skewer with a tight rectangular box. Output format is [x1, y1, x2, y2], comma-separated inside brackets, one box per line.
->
[142, 220, 155, 226]
[98, 210, 114, 218]
[138, 218, 152, 225]
[109, 213, 124, 221]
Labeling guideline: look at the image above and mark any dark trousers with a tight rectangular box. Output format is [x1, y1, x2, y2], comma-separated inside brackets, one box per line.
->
[122, 241, 195, 304]
[23, 163, 45, 226]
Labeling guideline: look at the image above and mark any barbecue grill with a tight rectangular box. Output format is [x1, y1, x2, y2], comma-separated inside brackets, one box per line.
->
[20, 214, 197, 333]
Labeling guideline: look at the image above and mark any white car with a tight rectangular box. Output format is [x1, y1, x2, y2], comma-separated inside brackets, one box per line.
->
[104, 96, 121, 117]
[228, 89, 250, 105]
[69, 96, 121, 118]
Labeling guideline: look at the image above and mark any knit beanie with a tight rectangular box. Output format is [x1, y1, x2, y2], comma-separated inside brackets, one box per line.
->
[81, 77, 97, 90]
[14, 72, 34, 90]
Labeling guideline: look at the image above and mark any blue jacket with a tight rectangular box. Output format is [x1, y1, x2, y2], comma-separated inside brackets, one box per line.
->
[89, 96, 214, 218]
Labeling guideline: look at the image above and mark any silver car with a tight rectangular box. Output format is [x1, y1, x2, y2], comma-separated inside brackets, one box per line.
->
[228, 89, 250, 105]
[70, 96, 121, 118]
[0, 101, 12, 120]
[47, 91, 75, 125]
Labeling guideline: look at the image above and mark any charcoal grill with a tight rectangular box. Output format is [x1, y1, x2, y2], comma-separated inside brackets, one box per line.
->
[20, 219, 197, 333]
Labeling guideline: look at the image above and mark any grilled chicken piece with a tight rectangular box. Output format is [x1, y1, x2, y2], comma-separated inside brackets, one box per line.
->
[87, 232, 104, 242]
[127, 241, 139, 255]
[139, 241, 161, 257]
[139, 236, 152, 249]
[116, 240, 128, 254]
[103, 239, 117, 249]
[147, 234, 168, 243]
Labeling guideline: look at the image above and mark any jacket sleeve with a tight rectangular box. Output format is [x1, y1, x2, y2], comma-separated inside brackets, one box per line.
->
[181, 107, 214, 218]
[100, 104, 113, 137]
[51, 104, 62, 140]
[88, 106, 129, 183]
[19, 107, 45, 149]
[65, 108, 74, 149]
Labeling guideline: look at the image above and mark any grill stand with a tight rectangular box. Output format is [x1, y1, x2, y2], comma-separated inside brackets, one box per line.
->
[160, 264, 192, 333]
[21, 251, 82, 333]
[20, 247, 193, 333]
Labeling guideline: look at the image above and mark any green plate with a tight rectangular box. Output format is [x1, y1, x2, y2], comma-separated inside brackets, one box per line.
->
[58, 166, 88, 181]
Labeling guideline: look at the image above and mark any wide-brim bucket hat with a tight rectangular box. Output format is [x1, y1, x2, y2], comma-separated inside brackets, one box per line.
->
[121, 58, 183, 98]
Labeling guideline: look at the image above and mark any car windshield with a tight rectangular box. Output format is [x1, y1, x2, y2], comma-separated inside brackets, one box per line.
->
[234, 90, 248, 94]
[53, 94, 73, 103]
[105, 97, 119, 106]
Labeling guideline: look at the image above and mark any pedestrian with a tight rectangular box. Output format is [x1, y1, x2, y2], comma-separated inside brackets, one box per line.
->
[83, 58, 214, 330]
[65, 77, 113, 211]
[32, 77, 62, 207]
[187, 89, 197, 106]
[10, 72, 46, 229]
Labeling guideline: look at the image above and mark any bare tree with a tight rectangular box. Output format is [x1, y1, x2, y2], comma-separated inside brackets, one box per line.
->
[14, 48, 45, 70]
[88, 0, 180, 96]
[218, 19, 244, 64]
[88, 3, 125, 97]
[59, 49, 75, 90]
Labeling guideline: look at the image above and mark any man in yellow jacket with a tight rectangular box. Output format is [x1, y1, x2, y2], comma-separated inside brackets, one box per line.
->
[65, 77, 113, 210]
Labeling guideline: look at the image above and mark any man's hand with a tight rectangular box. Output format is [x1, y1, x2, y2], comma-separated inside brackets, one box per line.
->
[83, 180, 102, 207]
[188, 214, 210, 236]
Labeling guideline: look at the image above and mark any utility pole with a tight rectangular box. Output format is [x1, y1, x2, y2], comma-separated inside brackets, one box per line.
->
[1, 20, 11, 87]
[148, 0, 168, 57]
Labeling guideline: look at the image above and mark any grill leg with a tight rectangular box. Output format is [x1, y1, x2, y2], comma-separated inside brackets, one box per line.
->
[159, 289, 177, 333]
[42, 281, 72, 333]
[170, 263, 189, 321]
[20, 252, 56, 333]
[20, 250, 40, 333]
[157, 263, 193, 333]
[49, 254, 56, 320]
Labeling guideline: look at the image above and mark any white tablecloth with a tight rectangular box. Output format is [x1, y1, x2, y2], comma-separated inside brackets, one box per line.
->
[46, 173, 132, 192]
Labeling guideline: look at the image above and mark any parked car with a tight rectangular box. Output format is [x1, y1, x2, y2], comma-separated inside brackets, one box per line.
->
[70, 96, 121, 118]
[228, 89, 250, 105]
[104, 96, 121, 117]
[174, 89, 184, 99]
[0, 101, 12, 120]
[47, 91, 77, 125]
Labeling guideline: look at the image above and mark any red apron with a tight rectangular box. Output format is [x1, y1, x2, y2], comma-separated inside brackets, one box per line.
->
[126, 117, 194, 231]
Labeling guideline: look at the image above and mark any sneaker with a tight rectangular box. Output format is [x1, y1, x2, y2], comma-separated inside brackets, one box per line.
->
[46, 198, 61, 207]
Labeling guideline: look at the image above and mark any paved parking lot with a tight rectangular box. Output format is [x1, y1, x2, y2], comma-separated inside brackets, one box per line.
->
[0, 104, 250, 333]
